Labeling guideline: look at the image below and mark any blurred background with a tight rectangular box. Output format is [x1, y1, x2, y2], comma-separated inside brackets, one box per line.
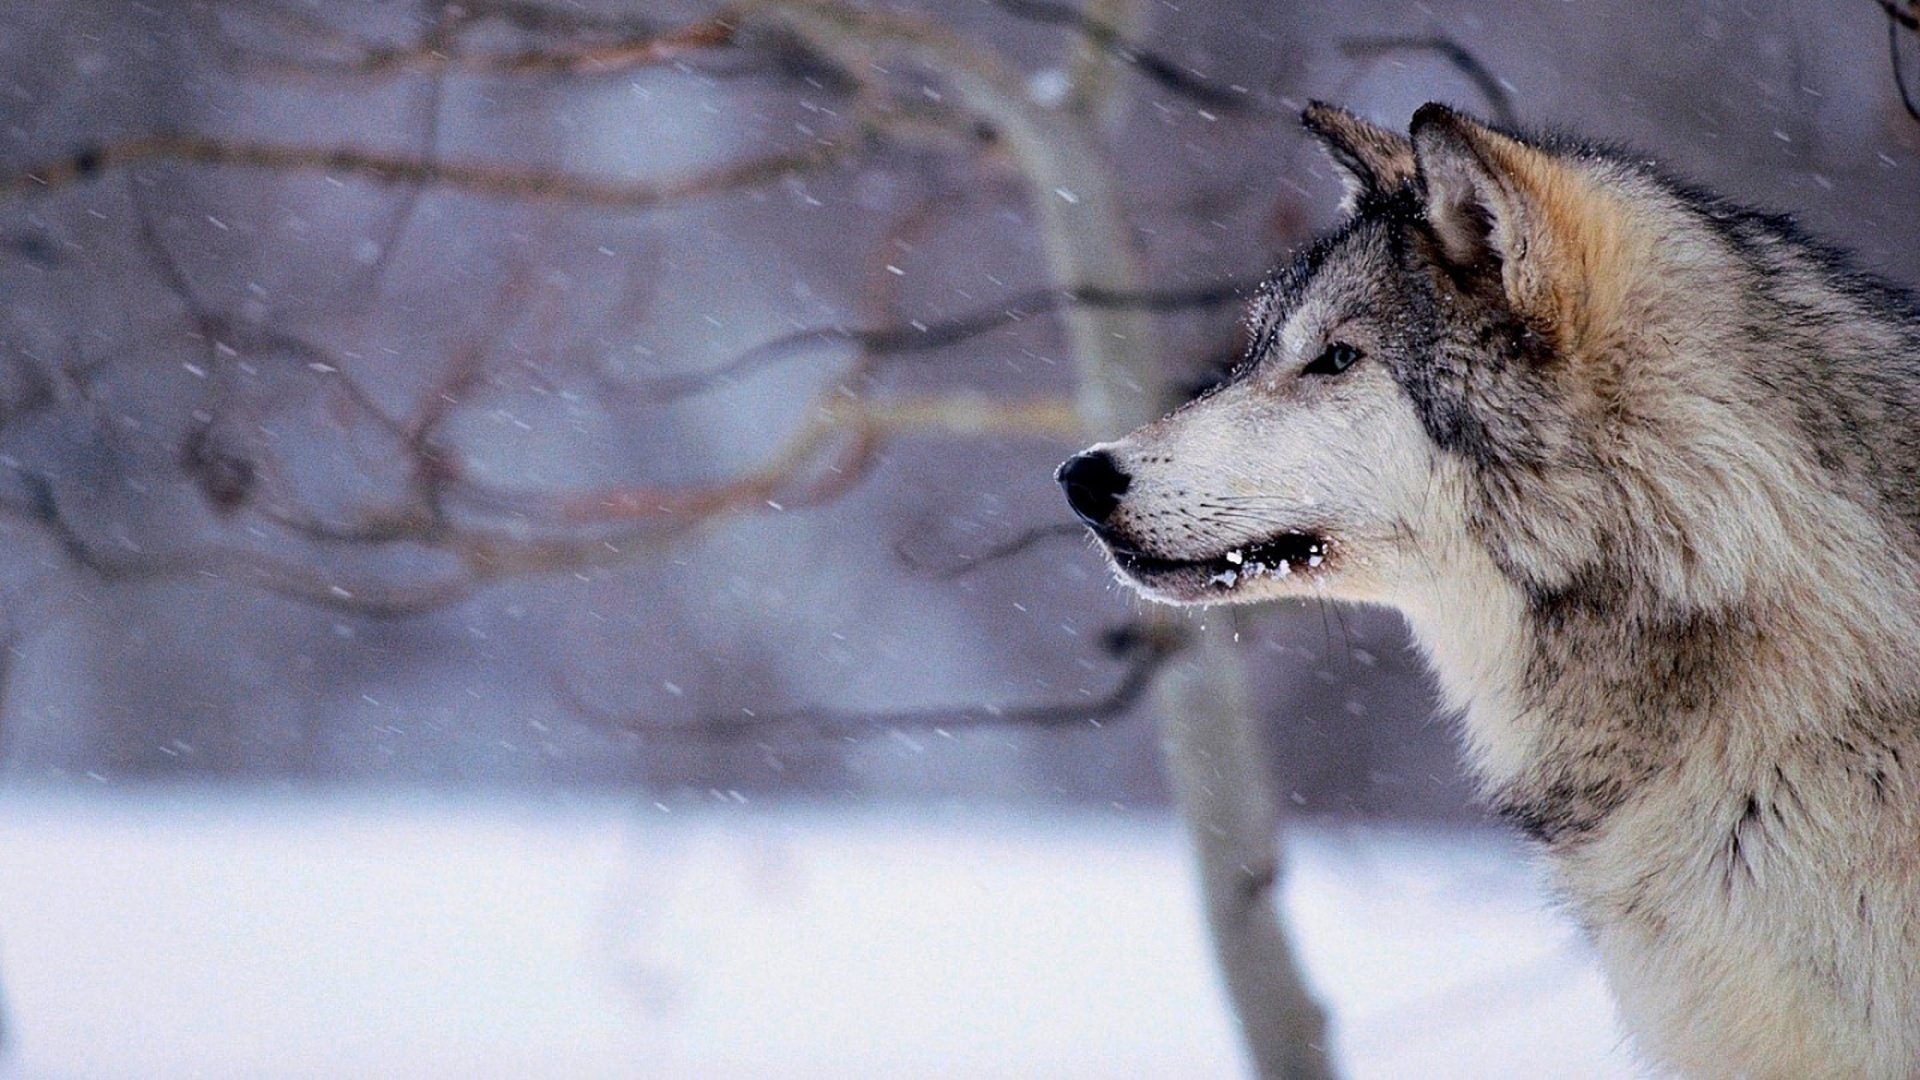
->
[0, 1, 1915, 1076]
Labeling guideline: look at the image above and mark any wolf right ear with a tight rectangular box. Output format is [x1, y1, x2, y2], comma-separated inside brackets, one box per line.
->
[1301, 102, 1416, 213]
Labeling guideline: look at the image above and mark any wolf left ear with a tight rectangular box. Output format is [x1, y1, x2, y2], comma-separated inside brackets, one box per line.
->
[1302, 101, 1416, 213]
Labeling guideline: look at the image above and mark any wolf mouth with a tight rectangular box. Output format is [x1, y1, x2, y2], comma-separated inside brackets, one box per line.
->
[1107, 531, 1329, 597]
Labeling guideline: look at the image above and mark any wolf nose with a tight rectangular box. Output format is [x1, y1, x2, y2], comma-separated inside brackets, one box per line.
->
[1056, 450, 1130, 526]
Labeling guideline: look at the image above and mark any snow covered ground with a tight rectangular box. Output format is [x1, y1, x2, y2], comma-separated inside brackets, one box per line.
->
[0, 789, 1639, 1078]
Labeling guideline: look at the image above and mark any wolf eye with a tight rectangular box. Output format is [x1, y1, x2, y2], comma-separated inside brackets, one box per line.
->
[1302, 342, 1362, 377]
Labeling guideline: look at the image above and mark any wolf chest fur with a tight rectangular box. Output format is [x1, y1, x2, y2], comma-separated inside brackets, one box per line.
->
[1058, 103, 1920, 1077]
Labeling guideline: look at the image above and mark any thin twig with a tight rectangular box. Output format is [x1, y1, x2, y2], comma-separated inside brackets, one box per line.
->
[1339, 35, 1518, 129]
[560, 623, 1183, 743]
[452, 0, 665, 38]
[986, 0, 1271, 116]
[622, 280, 1250, 402]
[347, 52, 448, 294]
[1885, 2, 1920, 123]
[894, 521, 1088, 580]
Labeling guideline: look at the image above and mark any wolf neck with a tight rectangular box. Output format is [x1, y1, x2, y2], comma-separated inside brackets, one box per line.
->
[1396, 511, 1920, 844]
[1395, 553, 1541, 794]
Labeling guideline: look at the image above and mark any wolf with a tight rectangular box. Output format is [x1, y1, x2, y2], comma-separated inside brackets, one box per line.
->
[1057, 102, 1920, 1077]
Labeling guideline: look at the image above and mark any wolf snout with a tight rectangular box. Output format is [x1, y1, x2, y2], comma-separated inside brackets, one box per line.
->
[1056, 449, 1130, 526]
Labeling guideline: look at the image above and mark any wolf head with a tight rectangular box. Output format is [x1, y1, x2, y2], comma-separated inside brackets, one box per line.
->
[1059, 102, 1868, 623]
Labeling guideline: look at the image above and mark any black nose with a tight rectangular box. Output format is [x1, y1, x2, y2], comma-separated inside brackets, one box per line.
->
[1056, 450, 1130, 526]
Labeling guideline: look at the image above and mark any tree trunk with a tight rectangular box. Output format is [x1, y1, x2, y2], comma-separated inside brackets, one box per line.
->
[1156, 613, 1334, 1079]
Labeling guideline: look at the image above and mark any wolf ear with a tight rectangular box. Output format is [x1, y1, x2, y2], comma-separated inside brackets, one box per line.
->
[1410, 102, 1620, 334]
[1409, 103, 1543, 276]
[1302, 101, 1416, 212]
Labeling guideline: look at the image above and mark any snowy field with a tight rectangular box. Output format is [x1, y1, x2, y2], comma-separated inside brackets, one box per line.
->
[0, 789, 1639, 1078]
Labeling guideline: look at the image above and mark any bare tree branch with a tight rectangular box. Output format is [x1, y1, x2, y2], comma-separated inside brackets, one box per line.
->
[1, 389, 1075, 621]
[1883, 1, 1920, 123]
[10, 133, 862, 207]
[348, 51, 448, 295]
[986, 0, 1273, 116]
[1339, 34, 1519, 129]
[622, 280, 1249, 402]
[21, 171, 1086, 619]
[7, 455, 861, 619]
[894, 521, 1087, 580]
[442, 0, 667, 38]
[560, 622, 1183, 743]
[232, 13, 740, 78]
[202, 0, 716, 75]
[3, 471, 476, 616]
